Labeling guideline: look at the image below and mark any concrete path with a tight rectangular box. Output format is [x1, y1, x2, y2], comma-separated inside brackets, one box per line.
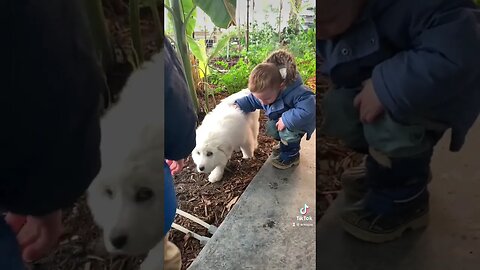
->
[188, 132, 316, 270]
[317, 120, 480, 270]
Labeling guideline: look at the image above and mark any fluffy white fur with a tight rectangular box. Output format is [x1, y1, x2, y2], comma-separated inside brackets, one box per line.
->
[87, 51, 165, 270]
[192, 89, 260, 183]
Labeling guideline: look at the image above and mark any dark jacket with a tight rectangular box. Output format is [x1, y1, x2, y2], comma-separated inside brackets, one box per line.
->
[165, 41, 197, 161]
[0, 0, 103, 216]
[164, 41, 197, 235]
[318, 0, 480, 151]
[235, 75, 316, 140]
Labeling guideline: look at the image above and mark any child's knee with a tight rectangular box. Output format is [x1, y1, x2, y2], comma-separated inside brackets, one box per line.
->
[364, 114, 445, 158]
[279, 128, 304, 144]
[266, 119, 280, 140]
[321, 87, 367, 149]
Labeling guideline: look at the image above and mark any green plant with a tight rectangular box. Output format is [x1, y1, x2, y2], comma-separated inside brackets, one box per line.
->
[248, 22, 279, 47]
[218, 58, 250, 93]
[189, 30, 239, 111]
[214, 60, 229, 69]
[288, 27, 316, 81]
[165, 0, 237, 113]
[210, 21, 316, 94]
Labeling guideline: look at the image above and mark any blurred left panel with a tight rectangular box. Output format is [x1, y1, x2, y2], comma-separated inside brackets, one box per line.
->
[1, 0, 168, 269]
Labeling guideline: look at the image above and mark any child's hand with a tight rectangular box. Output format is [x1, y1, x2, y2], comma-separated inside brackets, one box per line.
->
[5, 210, 63, 262]
[276, 118, 286, 131]
[354, 79, 385, 123]
[166, 159, 185, 175]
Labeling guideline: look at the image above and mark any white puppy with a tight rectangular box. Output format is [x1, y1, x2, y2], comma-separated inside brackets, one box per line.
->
[87, 52, 165, 270]
[192, 89, 260, 183]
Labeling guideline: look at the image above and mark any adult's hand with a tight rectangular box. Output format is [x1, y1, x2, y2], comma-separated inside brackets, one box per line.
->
[166, 159, 185, 175]
[5, 210, 63, 262]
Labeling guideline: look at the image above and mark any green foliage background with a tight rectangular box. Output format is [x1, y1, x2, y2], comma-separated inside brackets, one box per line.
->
[209, 22, 316, 94]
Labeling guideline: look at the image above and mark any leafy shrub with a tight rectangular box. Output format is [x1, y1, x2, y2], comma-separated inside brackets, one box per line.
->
[209, 23, 315, 94]
[217, 58, 250, 93]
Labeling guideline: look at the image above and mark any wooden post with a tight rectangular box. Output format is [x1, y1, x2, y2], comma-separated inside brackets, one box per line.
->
[246, 0, 250, 51]
[278, 0, 283, 39]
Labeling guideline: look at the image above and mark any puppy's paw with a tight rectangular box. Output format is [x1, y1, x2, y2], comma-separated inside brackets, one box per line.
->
[242, 152, 254, 159]
[208, 171, 223, 183]
[241, 148, 254, 159]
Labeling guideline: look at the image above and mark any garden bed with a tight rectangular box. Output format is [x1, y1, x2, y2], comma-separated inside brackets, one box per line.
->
[169, 92, 276, 269]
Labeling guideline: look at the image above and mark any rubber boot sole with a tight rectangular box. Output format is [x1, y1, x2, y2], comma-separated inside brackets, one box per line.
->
[340, 210, 429, 243]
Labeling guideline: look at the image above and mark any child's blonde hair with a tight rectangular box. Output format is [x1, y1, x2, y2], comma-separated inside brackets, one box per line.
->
[248, 49, 297, 93]
[248, 63, 283, 93]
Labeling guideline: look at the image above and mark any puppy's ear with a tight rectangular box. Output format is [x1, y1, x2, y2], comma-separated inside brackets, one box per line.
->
[217, 143, 233, 155]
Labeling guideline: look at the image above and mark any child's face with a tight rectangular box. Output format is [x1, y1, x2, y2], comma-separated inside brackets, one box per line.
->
[253, 87, 282, 105]
[317, 0, 367, 40]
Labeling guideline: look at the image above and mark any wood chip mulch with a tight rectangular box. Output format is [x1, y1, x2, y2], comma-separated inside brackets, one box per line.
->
[169, 109, 276, 269]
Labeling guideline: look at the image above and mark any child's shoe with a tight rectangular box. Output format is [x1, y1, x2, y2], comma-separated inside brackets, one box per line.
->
[271, 142, 281, 158]
[342, 157, 433, 203]
[272, 153, 300, 169]
[340, 188, 429, 243]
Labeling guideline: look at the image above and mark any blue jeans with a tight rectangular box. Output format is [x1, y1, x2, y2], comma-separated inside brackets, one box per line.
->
[266, 119, 305, 161]
[0, 218, 25, 270]
[164, 162, 177, 236]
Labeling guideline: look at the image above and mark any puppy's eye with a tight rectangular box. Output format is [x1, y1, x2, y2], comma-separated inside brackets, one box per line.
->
[197, 151, 200, 155]
[135, 187, 154, 202]
[206, 151, 213, 157]
[104, 187, 113, 198]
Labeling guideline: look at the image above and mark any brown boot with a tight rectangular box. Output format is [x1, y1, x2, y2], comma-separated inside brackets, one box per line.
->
[164, 235, 182, 270]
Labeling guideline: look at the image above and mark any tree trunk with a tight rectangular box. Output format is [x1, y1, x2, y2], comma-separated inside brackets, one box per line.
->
[278, 0, 283, 38]
[288, 0, 302, 32]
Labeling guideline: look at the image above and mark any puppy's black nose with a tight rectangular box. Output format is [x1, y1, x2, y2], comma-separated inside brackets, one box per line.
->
[111, 235, 128, 249]
[199, 166, 205, 171]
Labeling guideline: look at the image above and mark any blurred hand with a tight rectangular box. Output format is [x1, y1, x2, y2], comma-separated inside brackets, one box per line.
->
[276, 118, 286, 131]
[166, 159, 185, 175]
[354, 79, 385, 123]
[5, 210, 63, 262]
